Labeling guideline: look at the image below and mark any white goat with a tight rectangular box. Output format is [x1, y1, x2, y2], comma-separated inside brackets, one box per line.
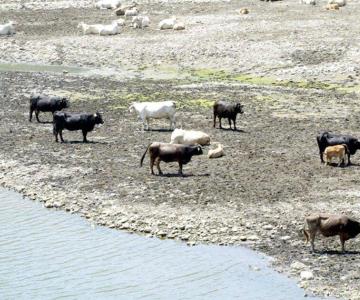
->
[170, 129, 210, 146]
[173, 22, 185, 31]
[132, 16, 150, 29]
[115, 3, 137, 16]
[0, 21, 16, 36]
[95, 0, 122, 9]
[125, 7, 139, 18]
[129, 101, 176, 130]
[208, 143, 224, 159]
[300, 0, 316, 5]
[158, 17, 177, 30]
[328, 0, 346, 6]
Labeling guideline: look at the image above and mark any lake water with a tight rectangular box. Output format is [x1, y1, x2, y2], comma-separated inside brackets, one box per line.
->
[0, 188, 321, 299]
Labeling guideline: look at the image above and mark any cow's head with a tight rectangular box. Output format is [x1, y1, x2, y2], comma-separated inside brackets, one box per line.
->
[94, 112, 104, 124]
[355, 140, 360, 150]
[129, 103, 135, 113]
[60, 98, 69, 109]
[193, 145, 203, 155]
[235, 103, 244, 114]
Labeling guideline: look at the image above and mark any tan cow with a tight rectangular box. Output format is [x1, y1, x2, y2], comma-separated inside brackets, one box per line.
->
[324, 144, 348, 166]
[303, 214, 360, 252]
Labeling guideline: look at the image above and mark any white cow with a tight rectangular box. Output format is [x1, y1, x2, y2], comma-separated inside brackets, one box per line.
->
[77, 21, 119, 35]
[129, 101, 176, 130]
[170, 129, 210, 146]
[208, 143, 224, 159]
[300, 0, 316, 5]
[95, 0, 122, 9]
[0, 21, 16, 35]
[125, 7, 139, 18]
[328, 0, 346, 6]
[132, 16, 150, 29]
[158, 17, 177, 30]
[99, 21, 120, 35]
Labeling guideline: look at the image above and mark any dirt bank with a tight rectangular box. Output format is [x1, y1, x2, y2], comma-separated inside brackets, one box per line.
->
[1, 0, 360, 299]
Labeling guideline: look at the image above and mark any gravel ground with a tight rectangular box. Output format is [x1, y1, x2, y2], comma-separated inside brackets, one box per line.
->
[1, 0, 360, 299]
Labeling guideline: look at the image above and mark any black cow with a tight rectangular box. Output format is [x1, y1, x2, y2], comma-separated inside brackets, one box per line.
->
[53, 112, 104, 143]
[29, 94, 69, 122]
[213, 100, 244, 130]
[316, 131, 360, 164]
[140, 142, 203, 176]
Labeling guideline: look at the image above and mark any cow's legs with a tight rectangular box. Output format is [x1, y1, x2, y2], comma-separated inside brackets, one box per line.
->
[319, 150, 324, 163]
[219, 118, 222, 129]
[309, 230, 317, 252]
[178, 161, 183, 176]
[29, 108, 33, 122]
[340, 235, 347, 253]
[155, 158, 163, 175]
[59, 130, 65, 143]
[348, 153, 351, 165]
[213, 114, 217, 128]
[233, 117, 237, 131]
[54, 131, 59, 142]
[228, 118, 232, 130]
[35, 110, 40, 123]
[170, 115, 176, 129]
[82, 130, 88, 143]
[150, 157, 155, 175]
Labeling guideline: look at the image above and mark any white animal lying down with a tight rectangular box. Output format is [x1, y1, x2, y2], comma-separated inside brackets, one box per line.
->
[328, 0, 346, 6]
[208, 143, 224, 159]
[300, 0, 316, 5]
[173, 22, 185, 31]
[125, 7, 139, 18]
[170, 129, 210, 146]
[129, 101, 176, 130]
[0, 21, 16, 35]
[158, 17, 177, 30]
[132, 16, 150, 29]
[77, 21, 119, 35]
[96, 0, 122, 9]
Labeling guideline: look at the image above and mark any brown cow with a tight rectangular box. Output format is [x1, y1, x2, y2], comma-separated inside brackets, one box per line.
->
[303, 214, 360, 252]
[140, 142, 203, 176]
[324, 144, 348, 166]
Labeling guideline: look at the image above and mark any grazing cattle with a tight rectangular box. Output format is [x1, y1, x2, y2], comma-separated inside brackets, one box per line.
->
[0, 21, 16, 35]
[324, 144, 348, 166]
[129, 101, 176, 130]
[316, 131, 360, 164]
[213, 100, 244, 130]
[140, 142, 203, 175]
[158, 17, 177, 30]
[29, 94, 69, 122]
[303, 214, 360, 252]
[208, 143, 224, 159]
[53, 112, 103, 143]
[170, 129, 210, 146]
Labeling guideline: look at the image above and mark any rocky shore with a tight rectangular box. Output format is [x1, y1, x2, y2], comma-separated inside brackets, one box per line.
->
[1, 0, 360, 299]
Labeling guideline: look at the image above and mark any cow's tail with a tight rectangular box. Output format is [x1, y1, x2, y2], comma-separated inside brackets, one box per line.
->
[140, 144, 151, 167]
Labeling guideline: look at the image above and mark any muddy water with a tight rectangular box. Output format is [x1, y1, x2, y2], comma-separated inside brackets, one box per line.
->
[0, 190, 322, 299]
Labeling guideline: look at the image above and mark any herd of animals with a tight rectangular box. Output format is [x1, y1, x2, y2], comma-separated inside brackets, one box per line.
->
[28, 93, 360, 253]
[2, 0, 359, 255]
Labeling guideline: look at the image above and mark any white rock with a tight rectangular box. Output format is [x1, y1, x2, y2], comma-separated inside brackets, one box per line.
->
[290, 261, 307, 271]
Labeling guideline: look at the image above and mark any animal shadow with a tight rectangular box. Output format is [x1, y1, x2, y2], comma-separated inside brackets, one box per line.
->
[145, 128, 173, 132]
[158, 173, 210, 178]
[315, 250, 360, 255]
[62, 140, 107, 145]
[218, 127, 246, 133]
